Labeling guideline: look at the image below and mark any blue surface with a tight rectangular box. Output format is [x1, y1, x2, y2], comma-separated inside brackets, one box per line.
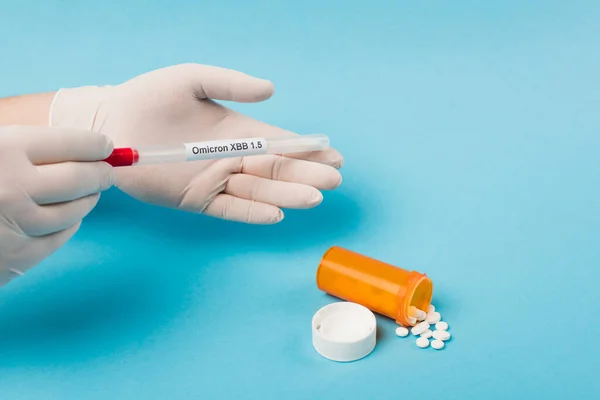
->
[1, 0, 600, 398]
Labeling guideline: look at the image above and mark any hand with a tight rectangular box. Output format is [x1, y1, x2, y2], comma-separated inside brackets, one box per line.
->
[50, 64, 343, 224]
[0, 126, 114, 286]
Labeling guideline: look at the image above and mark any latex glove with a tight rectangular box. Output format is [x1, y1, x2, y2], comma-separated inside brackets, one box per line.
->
[50, 64, 343, 224]
[0, 126, 114, 286]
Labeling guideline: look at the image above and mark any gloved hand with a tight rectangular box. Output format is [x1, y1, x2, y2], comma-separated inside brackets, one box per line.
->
[0, 126, 114, 286]
[50, 64, 343, 224]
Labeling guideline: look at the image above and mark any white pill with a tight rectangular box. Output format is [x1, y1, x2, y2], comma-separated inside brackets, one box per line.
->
[432, 330, 451, 341]
[408, 316, 417, 325]
[409, 306, 427, 320]
[435, 321, 448, 331]
[426, 311, 441, 324]
[395, 327, 409, 337]
[420, 329, 432, 339]
[431, 339, 445, 350]
[408, 306, 419, 317]
[427, 304, 435, 313]
[411, 321, 430, 336]
[416, 337, 430, 348]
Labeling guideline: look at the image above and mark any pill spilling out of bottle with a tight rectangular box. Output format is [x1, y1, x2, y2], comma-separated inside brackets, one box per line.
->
[395, 303, 452, 351]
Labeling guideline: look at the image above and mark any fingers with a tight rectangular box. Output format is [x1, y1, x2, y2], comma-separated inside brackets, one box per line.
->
[28, 162, 115, 205]
[240, 155, 342, 190]
[16, 126, 113, 165]
[17, 193, 101, 237]
[30, 221, 81, 261]
[226, 174, 323, 209]
[173, 64, 274, 103]
[282, 148, 344, 168]
[203, 194, 284, 224]
[214, 115, 344, 167]
[252, 124, 344, 167]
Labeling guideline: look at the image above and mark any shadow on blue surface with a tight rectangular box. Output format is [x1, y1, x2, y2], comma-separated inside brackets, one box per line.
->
[95, 186, 366, 250]
[0, 185, 368, 367]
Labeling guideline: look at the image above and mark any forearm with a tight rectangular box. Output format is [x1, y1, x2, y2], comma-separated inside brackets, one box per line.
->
[0, 92, 56, 126]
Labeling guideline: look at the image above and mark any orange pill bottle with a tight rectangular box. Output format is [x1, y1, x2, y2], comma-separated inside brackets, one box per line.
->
[316, 246, 433, 327]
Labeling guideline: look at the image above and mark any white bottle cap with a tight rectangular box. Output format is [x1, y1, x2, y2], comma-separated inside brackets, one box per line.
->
[312, 302, 377, 362]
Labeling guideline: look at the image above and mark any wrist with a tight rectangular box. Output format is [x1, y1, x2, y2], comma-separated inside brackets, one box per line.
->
[50, 86, 113, 131]
[0, 92, 55, 126]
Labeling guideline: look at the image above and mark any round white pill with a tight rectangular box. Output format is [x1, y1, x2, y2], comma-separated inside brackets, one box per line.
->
[435, 321, 448, 331]
[420, 329, 432, 339]
[408, 316, 417, 325]
[416, 337, 429, 348]
[431, 339, 444, 350]
[395, 327, 409, 337]
[426, 311, 441, 324]
[416, 310, 427, 321]
[432, 330, 451, 341]
[427, 304, 435, 313]
[411, 321, 430, 336]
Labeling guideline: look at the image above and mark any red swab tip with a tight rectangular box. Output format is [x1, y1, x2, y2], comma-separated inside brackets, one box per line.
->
[103, 148, 139, 167]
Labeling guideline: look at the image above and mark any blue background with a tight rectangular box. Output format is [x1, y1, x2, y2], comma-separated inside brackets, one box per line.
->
[1, 0, 599, 398]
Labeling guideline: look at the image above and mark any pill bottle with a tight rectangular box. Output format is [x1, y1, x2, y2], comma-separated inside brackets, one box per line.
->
[316, 246, 433, 327]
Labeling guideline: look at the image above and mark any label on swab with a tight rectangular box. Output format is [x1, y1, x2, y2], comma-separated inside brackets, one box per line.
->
[184, 137, 268, 161]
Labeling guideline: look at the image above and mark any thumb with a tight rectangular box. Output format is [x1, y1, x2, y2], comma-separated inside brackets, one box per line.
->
[175, 63, 274, 103]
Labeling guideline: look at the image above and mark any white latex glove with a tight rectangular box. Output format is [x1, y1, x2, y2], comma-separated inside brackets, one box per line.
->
[0, 126, 114, 286]
[50, 64, 343, 224]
